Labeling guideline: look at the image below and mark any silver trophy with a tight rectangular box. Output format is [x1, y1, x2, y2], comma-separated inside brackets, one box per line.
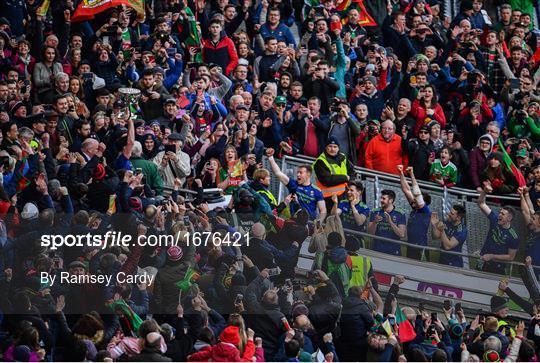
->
[117, 87, 142, 120]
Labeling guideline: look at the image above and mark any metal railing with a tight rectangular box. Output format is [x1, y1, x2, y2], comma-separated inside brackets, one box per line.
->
[279, 155, 521, 202]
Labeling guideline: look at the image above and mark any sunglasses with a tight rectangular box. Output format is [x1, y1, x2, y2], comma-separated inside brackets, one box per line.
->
[419, 130, 429, 134]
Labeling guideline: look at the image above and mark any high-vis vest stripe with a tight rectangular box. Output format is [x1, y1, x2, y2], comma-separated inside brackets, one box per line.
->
[314, 153, 348, 197]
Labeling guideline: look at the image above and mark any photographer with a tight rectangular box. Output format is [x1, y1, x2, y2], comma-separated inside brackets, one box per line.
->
[153, 133, 191, 193]
[326, 100, 361, 164]
[508, 108, 540, 144]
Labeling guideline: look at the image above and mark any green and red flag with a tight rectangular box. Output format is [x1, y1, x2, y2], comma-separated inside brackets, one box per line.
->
[395, 304, 417, 343]
[183, 7, 203, 63]
[175, 267, 200, 291]
[72, 0, 145, 23]
[109, 299, 143, 336]
[498, 139, 527, 187]
[336, 0, 377, 26]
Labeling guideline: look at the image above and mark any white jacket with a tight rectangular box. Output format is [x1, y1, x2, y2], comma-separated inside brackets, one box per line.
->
[153, 150, 191, 194]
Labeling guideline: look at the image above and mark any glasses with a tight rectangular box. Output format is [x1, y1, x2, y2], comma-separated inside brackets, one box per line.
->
[276, 104, 286, 108]
[419, 130, 429, 134]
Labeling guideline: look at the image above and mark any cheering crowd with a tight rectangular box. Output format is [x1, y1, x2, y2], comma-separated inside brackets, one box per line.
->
[2, 0, 540, 360]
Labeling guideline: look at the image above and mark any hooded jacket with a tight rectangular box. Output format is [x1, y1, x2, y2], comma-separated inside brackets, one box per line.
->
[202, 33, 239, 75]
[468, 133, 494, 188]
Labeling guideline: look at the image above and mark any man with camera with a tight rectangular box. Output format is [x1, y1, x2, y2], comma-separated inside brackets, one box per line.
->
[327, 100, 361, 165]
[153, 132, 191, 196]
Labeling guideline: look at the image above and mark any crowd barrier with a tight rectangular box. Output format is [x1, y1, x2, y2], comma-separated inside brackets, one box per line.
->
[264, 155, 529, 265]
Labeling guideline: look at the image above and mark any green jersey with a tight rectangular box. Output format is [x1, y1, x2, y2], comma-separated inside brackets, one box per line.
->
[429, 159, 458, 186]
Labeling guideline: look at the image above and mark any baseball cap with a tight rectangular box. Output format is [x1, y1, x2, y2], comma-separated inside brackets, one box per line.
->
[275, 95, 287, 105]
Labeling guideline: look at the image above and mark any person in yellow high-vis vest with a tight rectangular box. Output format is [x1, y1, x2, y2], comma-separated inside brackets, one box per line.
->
[313, 137, 355, 211]
[345, 238, 378, 291]
[250, 168, 278, 209]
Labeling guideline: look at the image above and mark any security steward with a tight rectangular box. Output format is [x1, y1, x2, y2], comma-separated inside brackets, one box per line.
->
[250, 168, 278, 210]
[313, 136, 356, 211]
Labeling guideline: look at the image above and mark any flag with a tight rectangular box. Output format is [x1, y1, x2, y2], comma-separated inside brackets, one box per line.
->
[36, 0, 51, 17]
[72, 0, 145, 23]
[108, 195, 117, 214]
[395, 304, 417, 343]
[498, 139, 527, 187]
[229, 160, 243, 178]
[175, 267, 200, 291]
[109, 299, 143, 336]
[183, 7, 203, 63]
[336, 0, 377, 27]
[381, 319, 393, 336]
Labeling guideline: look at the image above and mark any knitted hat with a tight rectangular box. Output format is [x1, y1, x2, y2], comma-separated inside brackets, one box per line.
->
[483, 350, 500, 362]
[364, 75, 377, 85]
[490, 295, 508, 312]
[448, 319, 464, 337]
[93, 163, 106, 181]
[167, 246, 183, 261]
[69, 261, 87, 270]
[292, 302, 310, 318]
[21, 203, 39, 220]
[219, 325, 240, 346]
[326, 136, 339, 147]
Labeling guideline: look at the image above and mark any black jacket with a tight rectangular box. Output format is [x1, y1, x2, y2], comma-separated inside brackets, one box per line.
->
[336, 295, 375, 362]
[244, 275, 290, 360]
[407, 138, 435, 181]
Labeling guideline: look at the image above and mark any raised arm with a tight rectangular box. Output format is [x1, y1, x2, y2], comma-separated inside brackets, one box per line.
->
[476, 189, 492, 216]
[398, 165, 414, 204]
[409, 166, 425, 208]
[317, 200, 327, 221]
[122, 118, 135, 159]
[265, 148, 290, 185]
[519, 187, 533, 225]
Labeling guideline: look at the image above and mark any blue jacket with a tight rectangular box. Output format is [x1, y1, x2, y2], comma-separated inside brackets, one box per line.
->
[187, 92, 228, 119]
[256, 23, 296, 55]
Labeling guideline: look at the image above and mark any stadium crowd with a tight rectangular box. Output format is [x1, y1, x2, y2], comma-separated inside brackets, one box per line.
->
[2, 0, 540, 360]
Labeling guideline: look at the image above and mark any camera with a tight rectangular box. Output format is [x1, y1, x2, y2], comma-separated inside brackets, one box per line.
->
[515, 109, 527, 122]
[156, 32, 170, 44]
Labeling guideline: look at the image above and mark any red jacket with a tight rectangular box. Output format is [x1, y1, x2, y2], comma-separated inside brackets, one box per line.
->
[202, 35, 239, 75]
[364, 133, 408, 175]
[410, 99, 447, 135]
[188, 340, 255, 362]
